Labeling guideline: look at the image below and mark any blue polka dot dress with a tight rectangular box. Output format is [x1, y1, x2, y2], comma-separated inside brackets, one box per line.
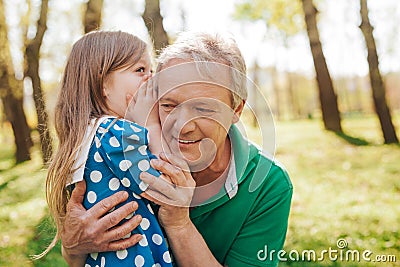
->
[81, 117, 172, 267]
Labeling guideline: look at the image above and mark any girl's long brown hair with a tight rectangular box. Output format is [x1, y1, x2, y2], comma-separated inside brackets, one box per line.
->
[36, 30, 147, 258]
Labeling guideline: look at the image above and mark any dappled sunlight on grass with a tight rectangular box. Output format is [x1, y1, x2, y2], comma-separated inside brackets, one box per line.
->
[274, 117, 400, 266]
[0, 146, 47, 267]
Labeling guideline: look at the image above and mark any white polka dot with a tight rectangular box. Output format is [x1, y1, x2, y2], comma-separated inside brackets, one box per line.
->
[163, 251, 172, 263]
[119, 160, 132, 171]
[138, 145, 147, 156]
[101, 256, 105, 266]
[109, 136, 120, 147]
[132, 192, 142, 199]
[121, 177, 130, 187]
[108, 206, 115, 212]
[123, 232, 131, 239]
[125, 212, 134, 220]
[124, 145, 135, 152]
[140, 218, 150, 230]
[114, 124, 124, 131]
[153, 264, 161, 267]
[94, 151, 103, 162]
[138, 160, 150, 171]
[139, 234, 148, 246]
[85, 264, 91, 267]
[95, 137, 101, 148]
[147, 204, 154, 214]
[90, 252, 98, 260]
[116, 249, 128, 260]
[130, 124, 142, 132]
[128, 134, 140, 141]
[139, 181, 149, 191]
[109, 178, 120, 191]
[152, 234, 163, 245]
[90, 170, 102, 183]
[98, 127, 107, 133]
[87, 191, 97, 203]
[134, 255, 145, 267]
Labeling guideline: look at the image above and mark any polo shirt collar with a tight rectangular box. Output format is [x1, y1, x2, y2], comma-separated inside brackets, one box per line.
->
[190, 124, 259, 218]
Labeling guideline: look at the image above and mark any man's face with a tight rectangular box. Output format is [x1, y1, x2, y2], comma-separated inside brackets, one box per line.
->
[157, 60, 242, 171]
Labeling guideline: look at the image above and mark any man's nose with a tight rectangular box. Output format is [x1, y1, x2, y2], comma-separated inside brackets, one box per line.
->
[172, 106, 196, 135]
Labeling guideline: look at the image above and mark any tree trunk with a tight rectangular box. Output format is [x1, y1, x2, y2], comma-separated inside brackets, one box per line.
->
[24, 0, 53, 163]
[0, 0, 32, 163]
[83, 0, 103, 33]
[286, 72, 301, 119]
[301, 0, 342, 132]
[359, 0, 398, 144]
[271, 67, 281, 120]
[142, 0, 169, 54]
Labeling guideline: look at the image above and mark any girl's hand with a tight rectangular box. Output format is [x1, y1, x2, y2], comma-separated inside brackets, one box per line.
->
[140, 152, 196, 229]
[125, 76, 159, 127]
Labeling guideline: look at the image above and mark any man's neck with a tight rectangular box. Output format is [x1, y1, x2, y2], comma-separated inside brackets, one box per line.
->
[190, 138, 232, 205]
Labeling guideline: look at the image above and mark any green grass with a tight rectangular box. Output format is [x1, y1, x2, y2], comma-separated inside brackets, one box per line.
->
[0, 115, 399, 266]
[274, 116, 400, 266]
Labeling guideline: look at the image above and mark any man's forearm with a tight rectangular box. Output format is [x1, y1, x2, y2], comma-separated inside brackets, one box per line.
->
[165, 221, 222, 267]
[62, 246, 86, 267]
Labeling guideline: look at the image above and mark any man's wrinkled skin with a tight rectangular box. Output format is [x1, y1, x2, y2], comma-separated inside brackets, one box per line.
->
[61, 181, 143, 261]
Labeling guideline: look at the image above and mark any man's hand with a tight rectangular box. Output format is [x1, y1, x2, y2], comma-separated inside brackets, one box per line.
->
[61, 180, 143, 257]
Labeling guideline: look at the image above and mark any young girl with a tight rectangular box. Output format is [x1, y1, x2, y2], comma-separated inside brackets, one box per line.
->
[45, 30, 172, 267]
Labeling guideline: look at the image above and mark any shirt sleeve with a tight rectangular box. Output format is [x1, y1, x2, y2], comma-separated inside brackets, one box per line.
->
[96, 118, 160, 195]
[224, 168, 293, 267]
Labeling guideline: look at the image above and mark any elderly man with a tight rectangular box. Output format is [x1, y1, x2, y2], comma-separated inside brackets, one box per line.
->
[62, 32, 293, 267]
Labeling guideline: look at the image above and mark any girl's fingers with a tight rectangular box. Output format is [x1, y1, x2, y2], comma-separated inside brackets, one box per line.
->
[140, 172, 176, 199]
[141, 189, 170, 206]
[150, 159, 186, 186]
[159, 152, 190, 172]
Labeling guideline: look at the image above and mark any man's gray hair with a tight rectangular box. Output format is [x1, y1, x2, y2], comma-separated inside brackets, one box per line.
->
[156, 32, 248, 108]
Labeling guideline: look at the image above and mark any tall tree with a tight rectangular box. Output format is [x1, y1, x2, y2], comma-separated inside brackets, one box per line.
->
[0, 0, 32, 163]
[359, 0, 398, 144]
[301, 0, 342, 132]
[84, 0, 103, 33]
[234, 0, 304, 121]
[24, 0, 52, 163]
[142, 0, 169, 54]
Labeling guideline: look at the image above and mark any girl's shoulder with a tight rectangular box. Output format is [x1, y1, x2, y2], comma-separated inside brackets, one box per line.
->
[94, 117, 149, 150]
[98, 117, 147, 135]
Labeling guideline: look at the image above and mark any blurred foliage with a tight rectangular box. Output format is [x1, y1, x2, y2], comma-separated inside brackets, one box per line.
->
[233, 0, 304, 39]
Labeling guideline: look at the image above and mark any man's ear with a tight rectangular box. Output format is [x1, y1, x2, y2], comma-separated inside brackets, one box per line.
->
[232, 100, 245, 124]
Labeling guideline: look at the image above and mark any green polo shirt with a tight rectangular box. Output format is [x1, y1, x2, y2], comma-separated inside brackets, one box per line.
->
[189, 125, 293, 266]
